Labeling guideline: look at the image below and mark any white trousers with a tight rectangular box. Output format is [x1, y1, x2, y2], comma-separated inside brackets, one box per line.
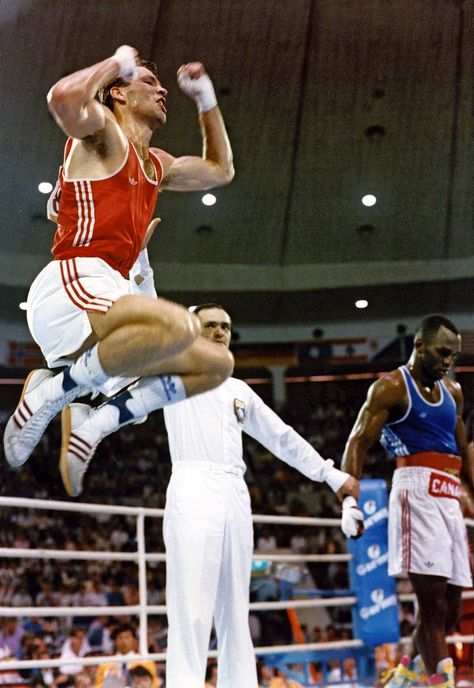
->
[163, 462, 258, 688]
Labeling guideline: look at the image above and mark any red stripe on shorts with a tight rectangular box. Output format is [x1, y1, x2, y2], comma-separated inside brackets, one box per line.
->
[401, 490, 411, 571]
[60, 260, 106, 312]
[68, 259, 114, 307]
[60, 259, 114, 313]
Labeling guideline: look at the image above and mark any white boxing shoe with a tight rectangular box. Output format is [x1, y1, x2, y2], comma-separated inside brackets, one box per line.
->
[4, 369, 57, 468]
[60, 403, 105, 497]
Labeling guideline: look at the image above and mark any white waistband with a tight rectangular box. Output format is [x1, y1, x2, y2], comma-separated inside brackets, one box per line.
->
[393, 465, 460, 487]
[171, 461, 244, 477]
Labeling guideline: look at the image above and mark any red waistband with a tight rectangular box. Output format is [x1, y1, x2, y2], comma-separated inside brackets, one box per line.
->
[396, 452, 461, 477]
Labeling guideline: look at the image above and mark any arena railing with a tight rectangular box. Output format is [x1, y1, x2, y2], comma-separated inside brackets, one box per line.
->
[0, 496, 472, 674]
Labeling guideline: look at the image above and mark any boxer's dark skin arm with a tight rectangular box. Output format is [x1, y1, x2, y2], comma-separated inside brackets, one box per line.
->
[341, 370, 407, 476]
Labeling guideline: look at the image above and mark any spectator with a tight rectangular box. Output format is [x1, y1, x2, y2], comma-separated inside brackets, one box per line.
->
[129, 665, 161, 688]
[11, 583, 33, 608]
[95, 624, 158, 688]
[0, 619, 24, 658]
[35, 580, 58, 608]
[59, 627, 91, 675]
[256, 528, 277, 552]
[105, 579, 125, 607]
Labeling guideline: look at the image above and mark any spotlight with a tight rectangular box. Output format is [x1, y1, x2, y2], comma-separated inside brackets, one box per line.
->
[38, 182, 53, 194]
[202, 193, 216, 206]
[355, 299, 368, 309]
[361, 194, 376, 207]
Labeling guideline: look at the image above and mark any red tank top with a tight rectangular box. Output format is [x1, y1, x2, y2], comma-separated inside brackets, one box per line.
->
[52, 139, 162, 277]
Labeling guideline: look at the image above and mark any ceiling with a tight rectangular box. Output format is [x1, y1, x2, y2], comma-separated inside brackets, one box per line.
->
[1, 0, 473, 328]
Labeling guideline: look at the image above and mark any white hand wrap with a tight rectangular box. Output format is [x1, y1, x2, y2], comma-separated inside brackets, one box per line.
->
[341, 496, 364, 538]
[129, 249, 157, 299]
[114, 45, 138, 82]
[178, 71, 217, 112]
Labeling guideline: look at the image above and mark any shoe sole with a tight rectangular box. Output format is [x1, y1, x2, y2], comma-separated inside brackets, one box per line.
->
[4, 369, 54, 467]
[60, 405, 75, 497]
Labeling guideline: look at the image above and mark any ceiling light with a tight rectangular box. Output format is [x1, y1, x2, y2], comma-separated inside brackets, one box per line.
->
[202, 193, 216, 206]
[38, 182, 53, 194]
[355, 299, 368, 309]
[361, 194, 376, 207]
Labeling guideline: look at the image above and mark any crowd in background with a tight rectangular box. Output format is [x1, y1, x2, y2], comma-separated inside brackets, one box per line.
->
[0, 374, 473, 687]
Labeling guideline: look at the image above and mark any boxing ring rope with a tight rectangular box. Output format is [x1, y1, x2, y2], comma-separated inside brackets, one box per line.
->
[0, 496, 472, 683]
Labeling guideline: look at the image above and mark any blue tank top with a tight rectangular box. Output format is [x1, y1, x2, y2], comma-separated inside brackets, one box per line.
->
[380, 365, 459, 457]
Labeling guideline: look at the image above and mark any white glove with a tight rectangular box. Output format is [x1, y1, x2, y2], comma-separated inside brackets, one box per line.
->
[114, 45, 138, 82]
[177, 66, 217, 112]
[341, 496, 364, 539]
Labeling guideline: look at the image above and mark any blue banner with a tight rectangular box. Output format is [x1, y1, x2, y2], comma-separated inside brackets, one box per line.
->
[347, 479, 400, 647]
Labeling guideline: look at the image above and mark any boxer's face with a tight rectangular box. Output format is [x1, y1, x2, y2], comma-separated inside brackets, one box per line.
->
[112, 66, 168, 126]
[198, 307, 232, 349]
[419, 325, 461, 380]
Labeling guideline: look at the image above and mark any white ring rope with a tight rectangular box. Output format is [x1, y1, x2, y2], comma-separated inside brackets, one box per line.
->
[0, 496, 472, 672]
[0, 548, 350, 564]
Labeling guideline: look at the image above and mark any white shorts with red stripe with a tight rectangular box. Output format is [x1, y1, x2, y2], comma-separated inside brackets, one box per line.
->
[26, 257, 130, 368]
[388, 466, 472, 587]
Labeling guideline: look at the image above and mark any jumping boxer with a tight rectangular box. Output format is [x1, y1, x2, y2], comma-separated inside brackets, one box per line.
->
[4, 46, 234, 491]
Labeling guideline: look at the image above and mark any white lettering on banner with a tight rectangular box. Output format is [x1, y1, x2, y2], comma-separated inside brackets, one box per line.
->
[428, 472, 461, 500]
[367, 544, 381, 559]
[356, 552, 388, 576]
[363, 500, 377, 515]
[364, 506, 388, 529]
[360, 593, 398, 620]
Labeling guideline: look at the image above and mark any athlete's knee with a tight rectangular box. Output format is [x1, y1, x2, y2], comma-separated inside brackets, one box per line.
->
[165, 310, 200, 350]
[214, 348, 234, 383]
[112, 295, 200, 351]
[198, 349, 234, 393]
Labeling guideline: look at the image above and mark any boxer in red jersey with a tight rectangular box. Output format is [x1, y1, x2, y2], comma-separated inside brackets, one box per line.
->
[4, 46, 234, 496]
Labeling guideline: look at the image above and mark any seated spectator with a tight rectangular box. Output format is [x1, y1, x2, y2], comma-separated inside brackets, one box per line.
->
[11, 582, 33, 608]
[95, 624, 159, 688]
[35, 580, 58, 608]
[105, 579, 125, 607]
[257, 663, 304, 688]
[0, 619, 24, 658]
[22, 617, 44, 635]
[59, 627, 91, 675]
[257, 660, 274, 687]
[87, 617, 113, 654]
[123, 584, 140, 607]
[129, 665, 162, 688]
[256, 528, 277, 552]
[0, 645, 23, 688]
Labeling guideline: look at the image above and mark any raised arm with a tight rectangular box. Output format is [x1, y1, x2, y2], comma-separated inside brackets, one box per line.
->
[158, 62, 234, 191]
[47, 45, 137, 140]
